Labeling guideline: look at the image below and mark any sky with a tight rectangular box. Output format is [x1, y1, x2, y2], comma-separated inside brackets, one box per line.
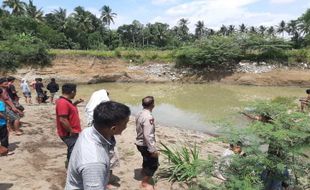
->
[1, 0, 309, 31]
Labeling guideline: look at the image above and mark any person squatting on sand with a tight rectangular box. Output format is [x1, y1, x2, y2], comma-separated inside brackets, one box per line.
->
[85, 89, 120, 189]
[56, 83, 84, 167]
[65, 101, 130, 190]
[0, 77, 23, 135]
[135, 96, 159, 190]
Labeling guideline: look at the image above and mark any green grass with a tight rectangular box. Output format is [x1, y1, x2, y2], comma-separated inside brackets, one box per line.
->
[48, 49, 175, 63]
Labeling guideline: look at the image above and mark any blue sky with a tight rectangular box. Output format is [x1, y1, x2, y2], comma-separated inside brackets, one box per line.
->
[1, 0, 309, 31]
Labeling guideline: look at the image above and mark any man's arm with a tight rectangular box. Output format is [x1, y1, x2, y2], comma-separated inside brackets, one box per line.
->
[59, 116, 73, 134]
[81, 163, 108, 190]
[0, 112, 5, 119]
[143, 118, 158, 156]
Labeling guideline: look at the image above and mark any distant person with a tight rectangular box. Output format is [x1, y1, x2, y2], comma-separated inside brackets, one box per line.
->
[65, 101, 130, 190]
[0, 88, 9, 155]
[56, 83, 84, 167]
[0, 78, 23, 135]
[47, 78, 59, 104]
[42, 91, 49, 103]
[7, 76, 19, 102]
[135, 96, 159, 190]
[35, 78, 44, 104]
[215, 141, 245, 181]
[20, 79, 32, 104]
[299, 89, 310, 112]
[85, 89, 120, 188]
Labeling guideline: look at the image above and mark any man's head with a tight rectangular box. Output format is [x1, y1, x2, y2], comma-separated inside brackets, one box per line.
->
[51, 78, 56, 82]
[7, 76, 15, 83]
[306, 89, 310, 95]
[62, 83, 77, 99]
[142, 96, 155, 110]
[0, 88, 3, 95]
[93, 101, 131, 136]
[230, 141, 243, 154]
[0, 77, 8, 88]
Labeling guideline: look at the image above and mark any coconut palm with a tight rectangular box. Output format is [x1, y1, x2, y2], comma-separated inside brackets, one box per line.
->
[258, 25, 267, 35]
[267, 26, 275, 36]
[71, 6, 94, 32]
[177, 18, 189, 41]
[297, 8, 310, 35]
[277, 20, 286, 37]
[227, 25, 235, 35]
[219, 25, 228, 35]
[2, 0, 26, 15]
[25, 0, 43, 22]
[52, 8, 67, 31]
[249, 26, 257, 34]
[100, 5, 117, 28]
[239, 23, 247, 33]
[195, 20, 205, 39]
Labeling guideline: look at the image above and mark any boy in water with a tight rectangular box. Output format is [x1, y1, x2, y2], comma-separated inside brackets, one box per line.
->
[299, 89, 310, 112]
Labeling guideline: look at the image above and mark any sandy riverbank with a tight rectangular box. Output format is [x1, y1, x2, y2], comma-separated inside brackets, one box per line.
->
[0, 102, 225, 190]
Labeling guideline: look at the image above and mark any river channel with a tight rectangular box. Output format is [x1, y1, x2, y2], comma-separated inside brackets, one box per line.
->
[78, 83, 305, 133]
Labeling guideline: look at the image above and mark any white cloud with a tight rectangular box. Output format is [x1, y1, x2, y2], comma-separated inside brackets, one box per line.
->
[151, 0, 178, 5]
[270, 0, 296, 4]
[151, 0, 296, 32]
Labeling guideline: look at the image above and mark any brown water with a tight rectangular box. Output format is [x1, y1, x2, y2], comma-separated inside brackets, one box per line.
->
[77, 83, 306, 132]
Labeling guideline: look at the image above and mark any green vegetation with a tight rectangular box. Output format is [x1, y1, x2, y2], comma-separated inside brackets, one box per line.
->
[160, 97, 310, 189]
[0, 1, 310, 70]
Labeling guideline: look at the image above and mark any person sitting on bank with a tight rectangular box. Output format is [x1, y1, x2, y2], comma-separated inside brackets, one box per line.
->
[65, 101, 130, 190]
[299, 89, 310, 112]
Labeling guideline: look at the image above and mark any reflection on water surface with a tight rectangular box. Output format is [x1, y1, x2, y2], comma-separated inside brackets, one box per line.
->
[77, 83, 305, 132]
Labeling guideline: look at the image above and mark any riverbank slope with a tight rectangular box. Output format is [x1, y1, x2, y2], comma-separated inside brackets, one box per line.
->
[10, 55, 310, 86]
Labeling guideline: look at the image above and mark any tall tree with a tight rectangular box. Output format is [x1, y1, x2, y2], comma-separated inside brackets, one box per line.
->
[297, 8, 310, 36]
[177, 18, 189, 41]
[249, 26, 257, 34]
[219, 25, 228, 35]
[258, 25, 266, 35]
[267, 26, 275, 36]
[277, 20, 286, 37]
[227, 25, 235, 35]
[2, 0, 26, 15]
[25, 0, 43, 22]
[100, 5, 117, 28]
[239, 23, 247, 33]
[195, 20, 205, 39]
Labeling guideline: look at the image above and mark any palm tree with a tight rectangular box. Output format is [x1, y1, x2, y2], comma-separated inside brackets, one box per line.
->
[227, 25, 235, 35]
[2, 0, 26, 15]
[239, 23, 247, 33]
[287, 20, 298, 35]
[71, 6, 94, 32]
[178, 18, 189, 41]
[267, 26, 275, 36]
[219, 25, 228, 35]
[100, 5, 117, 28]
[249, 26, 257, 34]
[195, 20, 205, 39]
[277, 20, 286, 37]
[258, 25, 267, 35]
[297, 8, 310, 36]
[52, 8, 67, 32]
[25, 0, 43, 22]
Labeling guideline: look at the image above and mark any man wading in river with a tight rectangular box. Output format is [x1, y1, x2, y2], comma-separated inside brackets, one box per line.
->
[135, 96, 159, 190]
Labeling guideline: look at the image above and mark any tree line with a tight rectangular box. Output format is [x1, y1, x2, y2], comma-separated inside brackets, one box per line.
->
[0, 0, 310, 70]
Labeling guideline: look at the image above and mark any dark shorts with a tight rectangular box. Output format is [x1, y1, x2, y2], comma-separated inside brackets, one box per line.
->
[37, 92, 44, 98]
[136, 145, 159, 176]
[23, 92, 31, 98]
[60, 134, 79, 162]
[0, 126, 9, 148]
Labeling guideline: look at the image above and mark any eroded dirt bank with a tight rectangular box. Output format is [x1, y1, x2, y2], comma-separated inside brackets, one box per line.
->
[11, 55, 310, 86]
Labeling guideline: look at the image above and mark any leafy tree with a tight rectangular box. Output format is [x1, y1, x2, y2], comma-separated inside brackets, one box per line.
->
[2, 0, 26, 15]
[227, 25, 235, 35]
[25, 0, 43, 22]
[297, 8, 310, 36]
[249, 26, 257, 34]
[195, 20, 205, 39]
[239, 23, 247, 33]
[219, 25, 228, 36]
[177, 18, 190, 41]
[267, 26, 275, 36]
[100, 5, 116, 28]
[258, 25, 267, 35]
[277, 20, 286, 37]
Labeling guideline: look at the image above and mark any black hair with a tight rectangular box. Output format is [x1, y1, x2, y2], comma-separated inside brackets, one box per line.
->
[37, 78, 42, 82]
[7, 76, 15, 82]
[306, 89, 310, 94]
[62, 83, 77, 94]
[93, 101, 131, 129]
[51, 78, 56, 82]
[0, 88, 2, 94]
[142, 96, 154, 108]
[0, 77, 8, 84]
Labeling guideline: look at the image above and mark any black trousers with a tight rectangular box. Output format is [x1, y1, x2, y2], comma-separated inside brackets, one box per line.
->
[61, 134, 79, 162]
[137, 145, 159, 176]
[0, 126, 9, 148]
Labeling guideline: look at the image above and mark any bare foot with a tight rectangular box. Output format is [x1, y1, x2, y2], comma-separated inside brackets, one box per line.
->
[140, 182, 154, 190]
[106, 184, 118, 189]
[14, 131, 23, 136]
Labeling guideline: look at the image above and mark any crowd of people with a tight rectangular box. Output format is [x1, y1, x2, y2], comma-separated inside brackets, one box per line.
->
[1, 77, 307, 190]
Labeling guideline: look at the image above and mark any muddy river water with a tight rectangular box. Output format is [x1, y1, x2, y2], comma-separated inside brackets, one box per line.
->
[78, 83, 306, 133]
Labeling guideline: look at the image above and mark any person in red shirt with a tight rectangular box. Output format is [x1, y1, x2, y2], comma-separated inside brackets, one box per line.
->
[56, 83, 84, 166]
